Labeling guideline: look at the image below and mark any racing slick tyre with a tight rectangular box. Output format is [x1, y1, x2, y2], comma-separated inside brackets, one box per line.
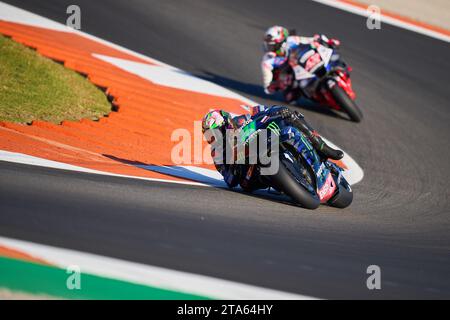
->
[269, 154, 320, 209]
[330, 84, 363, 122]
[328, 183, 353, 208]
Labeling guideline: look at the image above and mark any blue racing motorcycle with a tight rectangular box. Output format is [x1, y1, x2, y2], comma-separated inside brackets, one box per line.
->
[237, 108, 353, 209]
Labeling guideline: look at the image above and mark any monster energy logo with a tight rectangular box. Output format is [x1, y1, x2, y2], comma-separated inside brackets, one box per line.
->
[299, 133, 320, 163]
[267, 122, 280, 136]
[300, 134, 313, 151]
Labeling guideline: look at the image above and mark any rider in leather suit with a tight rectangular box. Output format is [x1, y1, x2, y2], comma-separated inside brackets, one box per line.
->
[201, 105, 344, 191]
[261, 25, 342, 102]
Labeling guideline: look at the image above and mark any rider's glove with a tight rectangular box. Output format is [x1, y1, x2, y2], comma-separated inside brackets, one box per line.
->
[314, 34, 340, 48]
[328, 38, 340, 47]
[279, 107, 292, 119]
[277, 107, 304, 120]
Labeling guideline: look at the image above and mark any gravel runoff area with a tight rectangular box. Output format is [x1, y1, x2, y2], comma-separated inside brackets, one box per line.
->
[354, 0, 450, 30]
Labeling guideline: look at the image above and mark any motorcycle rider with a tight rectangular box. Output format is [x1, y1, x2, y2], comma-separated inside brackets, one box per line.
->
[261, 25, 341, 102]
[201, 105, 344, 191]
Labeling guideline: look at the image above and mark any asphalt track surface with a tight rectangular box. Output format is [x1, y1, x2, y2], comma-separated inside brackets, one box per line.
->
[1, 0, 449, 299]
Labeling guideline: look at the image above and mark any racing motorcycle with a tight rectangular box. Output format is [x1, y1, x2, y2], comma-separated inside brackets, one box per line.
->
[280, 38, 363, 122]
[236, 107, 353, 209]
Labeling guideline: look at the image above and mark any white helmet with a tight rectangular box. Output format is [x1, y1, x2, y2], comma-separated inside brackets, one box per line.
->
[263, 25, 289, 55]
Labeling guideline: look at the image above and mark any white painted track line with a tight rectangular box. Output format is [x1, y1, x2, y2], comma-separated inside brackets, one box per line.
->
[311, 0, 450, 43]
[0, 236, 316, 300]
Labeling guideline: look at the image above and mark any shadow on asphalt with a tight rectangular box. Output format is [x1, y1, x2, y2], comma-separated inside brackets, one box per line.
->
[103, 154, 303, 208]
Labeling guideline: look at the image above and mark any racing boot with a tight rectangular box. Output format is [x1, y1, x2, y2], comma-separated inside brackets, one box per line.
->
[308, 131, 344, 161]
[280, 108, 344, 161]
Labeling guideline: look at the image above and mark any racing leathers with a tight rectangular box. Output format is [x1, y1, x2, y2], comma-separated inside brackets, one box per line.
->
[208, 105, 344, 191]
[261, 34, 341, 102]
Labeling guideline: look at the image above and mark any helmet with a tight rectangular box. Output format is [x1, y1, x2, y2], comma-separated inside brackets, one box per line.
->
[263, 26, 289, 55]
[202, 110, 228, 134]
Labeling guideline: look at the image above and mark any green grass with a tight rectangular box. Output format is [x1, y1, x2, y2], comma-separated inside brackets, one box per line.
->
[0, 34, 111, 124]
[0, 256, 209, 300]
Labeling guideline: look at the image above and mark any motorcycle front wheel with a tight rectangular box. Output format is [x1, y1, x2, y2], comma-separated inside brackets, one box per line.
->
[328, 182, 353, 208]
[268, 153, 320, 209]
[330, 84, 363, 122]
